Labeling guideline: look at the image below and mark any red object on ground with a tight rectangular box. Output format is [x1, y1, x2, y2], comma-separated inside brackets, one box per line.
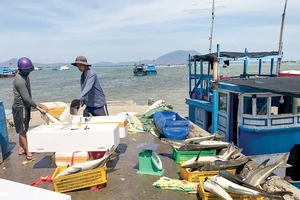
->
[90, 151, 105, 159]
[30, 176, 52, 186]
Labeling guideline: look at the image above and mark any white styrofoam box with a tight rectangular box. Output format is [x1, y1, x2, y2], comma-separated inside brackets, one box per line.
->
[72, 115, 128, 138]
[27, 124, 120, 152]
[55, 151, 90, 166]
[0, 178, 71, 200]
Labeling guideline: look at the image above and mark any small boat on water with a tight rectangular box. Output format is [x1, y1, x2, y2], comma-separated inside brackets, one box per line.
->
[0, 67, 16, 78]
[133, 64, 145, 76]
[34, 66, 43, 71]
[133, 64, 157, 76]
[145, 65, 157, 75]
[60, 66, 70, 70]
[52, 67, 58, 71]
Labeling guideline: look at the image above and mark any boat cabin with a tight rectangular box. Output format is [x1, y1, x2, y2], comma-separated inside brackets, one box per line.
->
[186, 44, 300, 156]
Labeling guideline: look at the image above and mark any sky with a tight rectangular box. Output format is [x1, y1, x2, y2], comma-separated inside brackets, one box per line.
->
[0, 0, 299, 63]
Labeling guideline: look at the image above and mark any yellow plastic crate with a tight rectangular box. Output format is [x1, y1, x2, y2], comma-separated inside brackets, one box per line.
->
[198, 177, 264, 200]
[52, 164, 107, 193]
[180, 161, 236, 182]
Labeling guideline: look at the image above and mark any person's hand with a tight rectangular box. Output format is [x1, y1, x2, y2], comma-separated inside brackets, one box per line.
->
[37, 106, 47, 114]
[284, 176, 292, 182]
[80, 102, 84, 107]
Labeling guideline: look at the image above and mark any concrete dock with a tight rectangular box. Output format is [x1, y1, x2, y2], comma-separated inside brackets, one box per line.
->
[0, 101, 199, 200]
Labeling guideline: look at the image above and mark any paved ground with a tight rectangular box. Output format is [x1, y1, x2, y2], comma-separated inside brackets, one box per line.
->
[1, 127, 200, 200]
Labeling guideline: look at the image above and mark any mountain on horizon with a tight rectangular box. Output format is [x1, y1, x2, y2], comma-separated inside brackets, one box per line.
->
[0, 50, 201, 67]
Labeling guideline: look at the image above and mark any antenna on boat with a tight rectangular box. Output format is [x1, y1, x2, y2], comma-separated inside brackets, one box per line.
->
[276, 0, 288, 74]
[209, 0, 215, 54]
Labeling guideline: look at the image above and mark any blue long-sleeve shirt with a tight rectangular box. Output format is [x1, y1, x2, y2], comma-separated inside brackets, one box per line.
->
[80, 68, 106, 108]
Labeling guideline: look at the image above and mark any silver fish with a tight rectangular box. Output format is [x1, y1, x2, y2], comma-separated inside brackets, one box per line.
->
[160, 138, 187, 149]
[179, 140, 229, 151]
[210, 175, 289, 199]
[203, 178, 233, 200]
[184, 131, 224, 144]
[244, 153, 291, 186]
[199, 156, 251, 171]
[218, 170, 293, 199]
[55, 146, 115, 178]
[181, 142, 241, 169]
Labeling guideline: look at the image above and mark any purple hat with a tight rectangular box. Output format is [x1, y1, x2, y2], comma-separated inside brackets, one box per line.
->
[71, 56, 91, 67]
[18, 57, 34, 72]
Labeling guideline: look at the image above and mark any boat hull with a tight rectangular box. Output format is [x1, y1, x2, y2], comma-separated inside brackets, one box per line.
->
[238, 125, 300, 155]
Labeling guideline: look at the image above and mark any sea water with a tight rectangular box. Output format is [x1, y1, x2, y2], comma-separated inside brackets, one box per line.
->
[0, 63, 299, 116]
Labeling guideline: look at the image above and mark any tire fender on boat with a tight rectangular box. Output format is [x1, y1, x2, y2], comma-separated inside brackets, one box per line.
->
[151, 151, 163, 170]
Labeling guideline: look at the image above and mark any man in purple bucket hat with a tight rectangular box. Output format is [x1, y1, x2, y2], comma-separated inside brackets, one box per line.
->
[71, 56, 109, 116]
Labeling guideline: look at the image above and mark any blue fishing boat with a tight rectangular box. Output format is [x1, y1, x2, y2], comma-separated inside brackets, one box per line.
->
[0, 67, 16, 78]
[145, 65, 157, 75]
[133, 64, 157, 76]
[153, 111, 190, 140]
[186, 43, 300, 163]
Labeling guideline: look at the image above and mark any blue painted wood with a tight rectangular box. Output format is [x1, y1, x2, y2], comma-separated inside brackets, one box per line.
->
[238, 125, 300, 155]
[188, 54, 191, 97]
[243, 48, 248, 75]
[212, 90, 218, 133]
[259, 59, 262, 75]
[270, 58, 275, 75]
[186, 98, 213, 112]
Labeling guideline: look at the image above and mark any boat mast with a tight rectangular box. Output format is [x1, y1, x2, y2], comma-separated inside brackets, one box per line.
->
[209, 0, 215, 54]
[276, 0, 288, 74]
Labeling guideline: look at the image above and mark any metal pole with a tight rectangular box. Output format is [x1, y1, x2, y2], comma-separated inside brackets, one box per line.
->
[276, 0, 288, 74]
[209, 0, 215, 54]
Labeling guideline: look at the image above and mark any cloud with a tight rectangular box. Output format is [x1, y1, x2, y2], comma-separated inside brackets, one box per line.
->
[0, 0, 299, 62]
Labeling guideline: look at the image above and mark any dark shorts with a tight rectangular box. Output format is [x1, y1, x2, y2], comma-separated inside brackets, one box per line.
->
[83, 104, 109, 117]
[12, 106, 31, 134]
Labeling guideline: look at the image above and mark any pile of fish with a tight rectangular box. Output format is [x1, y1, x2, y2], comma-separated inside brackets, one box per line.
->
[55, 146, 117, 178]
[181, 142, 250, 172]
[161, 131, 227, 151]
[202, 153, 292, 199]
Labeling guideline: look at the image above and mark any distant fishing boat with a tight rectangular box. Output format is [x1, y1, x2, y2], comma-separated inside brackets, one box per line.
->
[34, 66, 43, 71]
[133, 64, 145, 76]
[0, 67, 16, 78]
[60, 66, 70, 70]
[133, 64, 157, 76]
[52, 67, 58, 71]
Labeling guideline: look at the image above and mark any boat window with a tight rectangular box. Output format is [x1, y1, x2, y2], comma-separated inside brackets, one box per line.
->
[271, 96, 293, 115]
[243, 96, 252, 115]
[219, 92, 227, 113]
[296, 98, 300, 113]
[257, 97, 268, 115]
